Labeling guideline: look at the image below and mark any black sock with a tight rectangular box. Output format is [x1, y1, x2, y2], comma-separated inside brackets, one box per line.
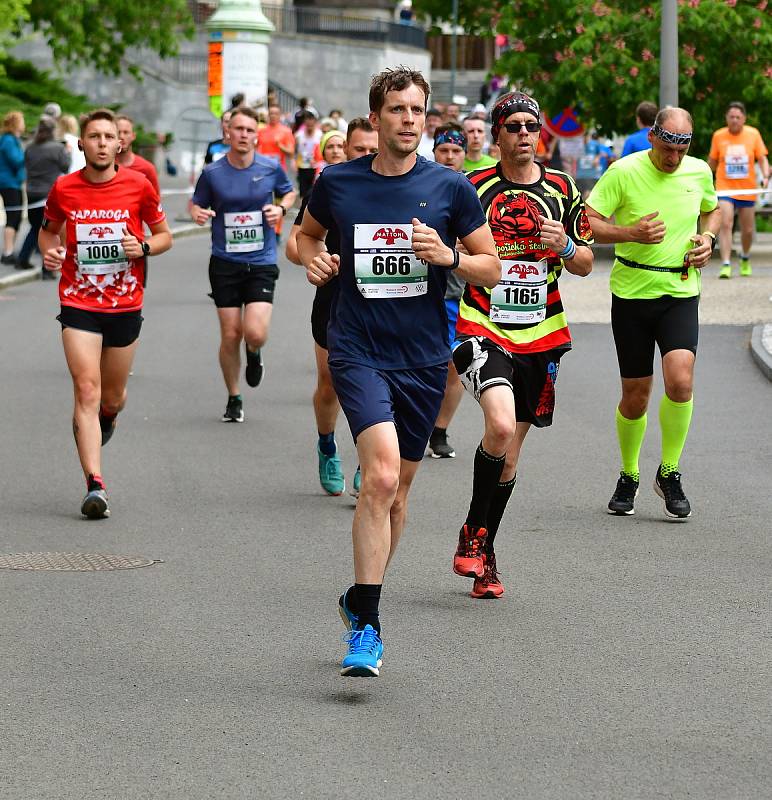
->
[485, 475, 516, 553]
[465, 443, 505, 529]
[350, 583, 382, 633]
[431, 426, 446, 438]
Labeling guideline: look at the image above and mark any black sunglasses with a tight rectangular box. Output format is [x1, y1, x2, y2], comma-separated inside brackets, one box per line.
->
[504, 121, 542, 133]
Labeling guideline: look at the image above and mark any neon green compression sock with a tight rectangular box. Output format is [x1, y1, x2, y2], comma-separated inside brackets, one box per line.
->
[659, 395, 693, 476]
[616, 407, 647, 481]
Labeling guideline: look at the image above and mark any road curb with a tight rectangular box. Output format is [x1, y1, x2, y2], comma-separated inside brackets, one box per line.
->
[0, 225, 208, 292]
[750, 324, 772, 382]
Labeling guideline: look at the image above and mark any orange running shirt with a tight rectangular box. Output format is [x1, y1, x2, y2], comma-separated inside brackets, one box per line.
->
[257, 123, 295, 171]
[709, 126, 767, 200]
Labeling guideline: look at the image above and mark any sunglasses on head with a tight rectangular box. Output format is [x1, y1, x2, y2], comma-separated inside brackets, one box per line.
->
[504, 121, 542, 133]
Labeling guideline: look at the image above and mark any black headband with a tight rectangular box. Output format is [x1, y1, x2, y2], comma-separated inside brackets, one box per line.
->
[651, 123, 692, 146]
[491, 92, 540, 141]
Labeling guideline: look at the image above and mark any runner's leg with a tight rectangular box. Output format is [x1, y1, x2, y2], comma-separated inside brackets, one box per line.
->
[386, 457, 422, 568]
[485, 421, 530, 552]
[62, 328, 104, 479]
[99, 340, 139, 417]
[216, 307, 243, 396]
[718, 200, 734, 275]
[737, 205, 755, 273]
[313, 342, 340, 434]
[242, 300, 272, 351]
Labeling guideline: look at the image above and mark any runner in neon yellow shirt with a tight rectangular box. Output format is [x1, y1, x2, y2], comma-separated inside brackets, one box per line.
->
[586, 107, 719, 520]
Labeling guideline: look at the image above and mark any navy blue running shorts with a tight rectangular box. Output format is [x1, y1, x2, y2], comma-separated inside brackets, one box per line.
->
[329, 360, 448, 462]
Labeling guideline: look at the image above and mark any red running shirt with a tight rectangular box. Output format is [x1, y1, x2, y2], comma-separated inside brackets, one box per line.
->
[44, 167, 166, 313]
[123, 153, 160, 194]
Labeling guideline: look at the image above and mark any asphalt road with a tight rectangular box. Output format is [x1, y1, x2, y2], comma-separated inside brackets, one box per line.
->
[1, 234, 770, 799]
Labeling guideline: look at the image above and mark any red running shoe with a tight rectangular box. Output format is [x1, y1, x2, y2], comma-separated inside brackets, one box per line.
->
[471, 552, 504, 599]
[453, 524, 487, 578]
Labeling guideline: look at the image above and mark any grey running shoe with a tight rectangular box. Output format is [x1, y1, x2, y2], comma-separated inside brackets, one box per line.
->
[81, 475, 110, 519]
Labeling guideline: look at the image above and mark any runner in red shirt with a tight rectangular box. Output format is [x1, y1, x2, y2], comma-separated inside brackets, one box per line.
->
[39, 108, 172, 520]
[256, 104, 295, 172]
[116, 114, 161, 194]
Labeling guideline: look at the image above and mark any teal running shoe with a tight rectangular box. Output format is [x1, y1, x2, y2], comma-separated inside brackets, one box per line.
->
[340, 625, 383, 677]
[318, 445, 345, 496]
[349, 465, 361, 499]
[338, 589, 358, 630]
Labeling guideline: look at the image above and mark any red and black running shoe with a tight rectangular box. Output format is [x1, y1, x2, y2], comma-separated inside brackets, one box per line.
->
[453, 524, 487, 578]
[471, 552, 504, 599]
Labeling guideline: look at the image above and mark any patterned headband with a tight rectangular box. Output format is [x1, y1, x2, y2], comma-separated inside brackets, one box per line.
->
[651, 123, 692, 146]
[491, 92, 540, 141]
[434, 129, 467, 151]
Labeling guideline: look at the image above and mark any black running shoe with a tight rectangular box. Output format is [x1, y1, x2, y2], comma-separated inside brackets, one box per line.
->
[222, 396, 244, 423]
[607, 473, 639, 515]
[654, 466, 691, 519]
[429, 428, 455, 458]
[81, 475, 110, 519]
[245, 346, 264, 387]
[99, 411, 117, 446]
[0, 253, 15, 265]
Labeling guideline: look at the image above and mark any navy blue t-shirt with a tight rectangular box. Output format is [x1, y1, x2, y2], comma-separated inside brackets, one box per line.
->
[192, 154, 293, 266]
[307, 155, 486, 369]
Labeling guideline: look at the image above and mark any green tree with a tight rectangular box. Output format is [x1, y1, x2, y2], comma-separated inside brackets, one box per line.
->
[415, 0, 771, 154]
[24, 0, 195, 76]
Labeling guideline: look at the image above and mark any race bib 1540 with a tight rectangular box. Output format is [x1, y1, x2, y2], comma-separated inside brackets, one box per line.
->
[353, 223, 428, 299]
[224, 211, 264, 253]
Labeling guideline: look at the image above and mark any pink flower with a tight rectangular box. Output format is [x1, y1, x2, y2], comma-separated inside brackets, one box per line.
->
[689, 0, 700, 6]
[765, 66, 772, 78]
[615, 76, 625, 84]
[685, 66, 696, 76]
[554, 51, 564, 62]
[726, 0, 736, 6]
[513, 40, 526, 52]
[629, 66, 639, 77]
[614, 37, 625, 50]
[642, 48, 654, 61]
[584, 56, 594, 66]
[682, 44, 696, 57]
[576, 23, 585, 33]
[753, 17, 762, 27]
[757, 1, 768, 10]
[696, 92, 705, 100]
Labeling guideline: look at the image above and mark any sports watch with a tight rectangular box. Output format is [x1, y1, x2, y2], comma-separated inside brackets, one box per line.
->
[141, 241, 151, 257]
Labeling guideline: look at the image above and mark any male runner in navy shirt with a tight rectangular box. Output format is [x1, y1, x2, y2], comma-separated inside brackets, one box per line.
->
[192, 106, 296, 423]
[298, 68, 500, 677]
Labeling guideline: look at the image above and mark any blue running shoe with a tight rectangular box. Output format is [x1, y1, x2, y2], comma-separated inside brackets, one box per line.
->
[349, 465, 361, 499]
[318, 445, 345, 496]
[338, 589, 358, 630]
[341, 625, 383, 677]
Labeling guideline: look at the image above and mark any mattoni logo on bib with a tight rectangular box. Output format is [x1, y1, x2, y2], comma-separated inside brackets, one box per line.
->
[233, 214, 255, 224]
[88, 226, 114, 239]
[507, 263, 540, 279]
[373, 227, 409, 246]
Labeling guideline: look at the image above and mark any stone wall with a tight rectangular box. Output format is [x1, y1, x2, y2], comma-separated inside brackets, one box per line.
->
[13, 31, 430, 175]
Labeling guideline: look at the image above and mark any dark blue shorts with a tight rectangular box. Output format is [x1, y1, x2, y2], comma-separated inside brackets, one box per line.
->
[720, 197, 755, 209]
[329, 360, 448, 462]
[445, 298, 459, 348]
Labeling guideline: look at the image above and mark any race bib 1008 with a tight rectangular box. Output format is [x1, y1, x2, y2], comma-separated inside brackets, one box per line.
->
[353, 223, 428, 299]
[75, 223, 128, 275]
[224, 211, 264, 253]
[490, 259, 548, 324]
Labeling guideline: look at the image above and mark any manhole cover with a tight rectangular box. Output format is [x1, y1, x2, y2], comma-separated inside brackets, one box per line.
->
[0, 553, 161, 571]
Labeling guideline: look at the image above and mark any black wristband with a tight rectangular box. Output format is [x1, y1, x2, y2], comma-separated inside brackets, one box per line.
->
[449, 248, 460, 270]
[280, 205, 288, 217]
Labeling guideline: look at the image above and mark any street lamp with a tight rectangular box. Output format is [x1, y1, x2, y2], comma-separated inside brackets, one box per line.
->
[660, 0, 678, 107]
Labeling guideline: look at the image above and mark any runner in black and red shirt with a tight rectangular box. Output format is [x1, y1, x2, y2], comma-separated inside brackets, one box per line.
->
[451, 92, 593, 598]
[40, 108, 172, 519]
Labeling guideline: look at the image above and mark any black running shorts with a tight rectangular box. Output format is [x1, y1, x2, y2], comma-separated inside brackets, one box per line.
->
[611, 294, 699, 379]
[57, 306, 143, 348]
[208, 256, 279, 308]
[452, 336, 564, 428]
[311, 280, 338, 349]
